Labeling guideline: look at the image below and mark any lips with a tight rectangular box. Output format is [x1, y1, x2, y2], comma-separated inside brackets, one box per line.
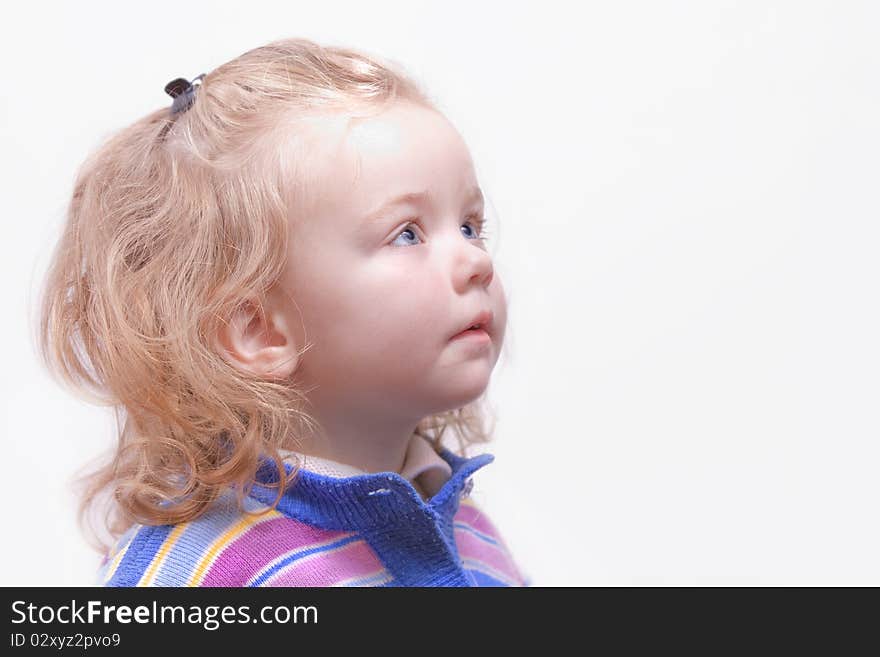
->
[452, 309, 494, 339]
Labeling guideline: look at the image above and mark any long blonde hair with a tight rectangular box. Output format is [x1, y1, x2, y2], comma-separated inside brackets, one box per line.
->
[36, 37, 497, 549]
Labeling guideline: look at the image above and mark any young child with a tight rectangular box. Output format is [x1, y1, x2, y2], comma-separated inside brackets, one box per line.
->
[38, 37, 529, 587]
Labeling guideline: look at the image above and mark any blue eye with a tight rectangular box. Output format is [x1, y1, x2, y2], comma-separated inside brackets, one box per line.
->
[390, 215, 488, 247]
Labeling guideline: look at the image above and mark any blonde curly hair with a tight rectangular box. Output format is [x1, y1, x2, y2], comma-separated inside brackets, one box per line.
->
[35, 37, 499, 549]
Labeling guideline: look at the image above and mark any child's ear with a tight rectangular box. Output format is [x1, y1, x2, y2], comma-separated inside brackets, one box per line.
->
[215, 290, 301, 381]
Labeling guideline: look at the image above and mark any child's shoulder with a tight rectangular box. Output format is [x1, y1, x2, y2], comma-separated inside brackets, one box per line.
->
[99, 492, 388, 587]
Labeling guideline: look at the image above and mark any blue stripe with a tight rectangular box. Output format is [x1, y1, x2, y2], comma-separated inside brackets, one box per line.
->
[453, 521, 499, 546]
[105, 524, 174, 587]
[152, 495, 270, 586]
[465, 569, 511, 587]
[248, 534, 363, 587]
[341, 570, 394, 587]
[97, 524, 140, 584]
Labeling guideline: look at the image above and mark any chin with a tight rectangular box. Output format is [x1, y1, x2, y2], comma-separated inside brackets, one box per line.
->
[440, 381, 492, 412]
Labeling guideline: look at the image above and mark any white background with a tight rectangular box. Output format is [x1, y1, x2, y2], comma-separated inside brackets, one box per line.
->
[2, 0, 878, 586]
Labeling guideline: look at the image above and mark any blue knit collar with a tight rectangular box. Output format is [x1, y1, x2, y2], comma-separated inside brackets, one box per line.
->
[248, 446, 494, 532]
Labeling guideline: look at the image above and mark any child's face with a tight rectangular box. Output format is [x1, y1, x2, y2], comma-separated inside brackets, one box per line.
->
[278, 101, 507, 421]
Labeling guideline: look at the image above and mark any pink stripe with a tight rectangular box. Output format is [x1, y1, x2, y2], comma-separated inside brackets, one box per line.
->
[455, 526, 523, 582]
[454, 502, 505, 540]
[265, 540, 387, 587]
[202, 518, 352, 586]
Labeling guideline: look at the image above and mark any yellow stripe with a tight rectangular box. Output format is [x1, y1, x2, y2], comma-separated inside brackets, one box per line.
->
[138, 524, 188, 586]
[102, 528, 139, 584]
[186, 510, 281, 586]
[332, 568, 394, 588]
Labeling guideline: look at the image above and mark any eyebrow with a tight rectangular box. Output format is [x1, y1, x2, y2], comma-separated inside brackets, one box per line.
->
[361, 186, 484, 226]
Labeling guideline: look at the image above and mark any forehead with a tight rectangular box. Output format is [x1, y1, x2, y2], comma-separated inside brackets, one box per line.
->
[303, 103, 477, 223]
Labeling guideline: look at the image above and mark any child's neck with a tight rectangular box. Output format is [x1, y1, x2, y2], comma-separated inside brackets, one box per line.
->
[288, 411, 421, 476]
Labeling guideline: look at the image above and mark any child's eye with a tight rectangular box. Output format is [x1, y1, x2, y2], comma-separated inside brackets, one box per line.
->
[390, 215, 489, 248]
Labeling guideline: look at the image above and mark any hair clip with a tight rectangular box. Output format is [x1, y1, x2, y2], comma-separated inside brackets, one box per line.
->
[164, 73, 206, 116]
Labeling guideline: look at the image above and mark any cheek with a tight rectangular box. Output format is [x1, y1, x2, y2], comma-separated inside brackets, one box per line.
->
[491, 275, 507, 318]
[361, 286, 443, 346]
[372, 273, 450, 346]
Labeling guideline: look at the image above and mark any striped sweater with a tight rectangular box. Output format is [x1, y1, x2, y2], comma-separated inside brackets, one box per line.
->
[99, 443, 530, 587]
